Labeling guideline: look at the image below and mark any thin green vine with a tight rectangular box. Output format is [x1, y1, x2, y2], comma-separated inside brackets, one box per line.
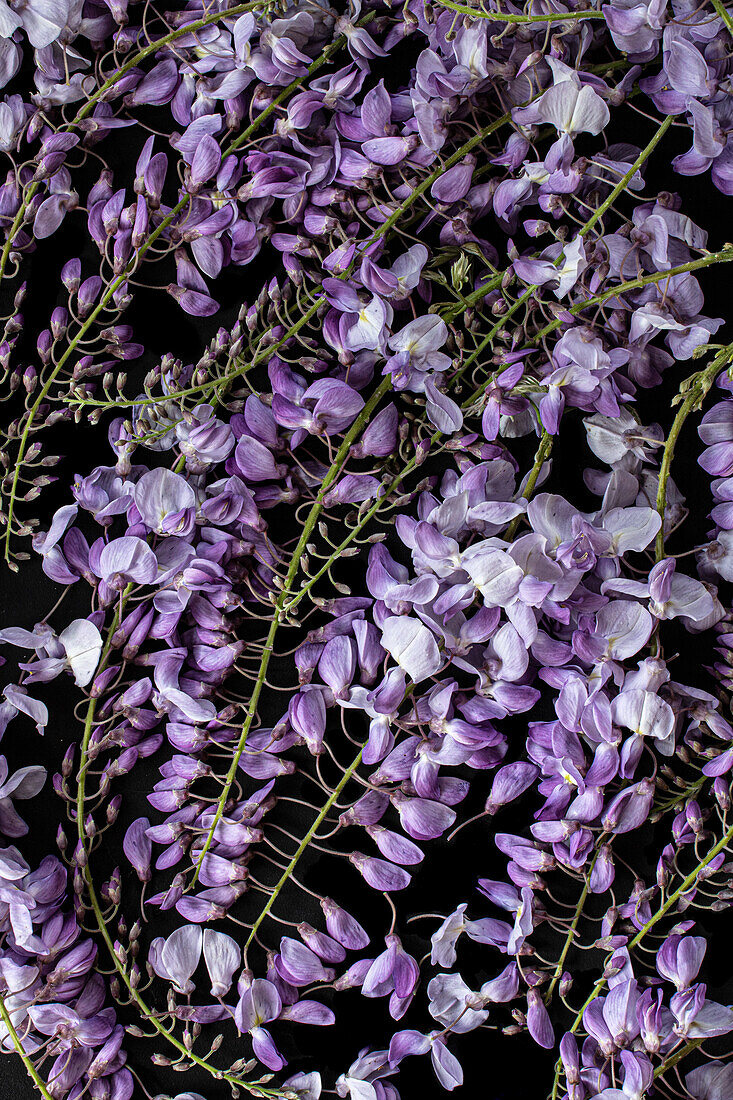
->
[2, 12, 380, 561]
[244, 749, 365, 956]
[190, 378, 393, 883]
[551, 816, 733, 1097]
[73, 590, 292, 1098]
[0, 1, 273, 281]
[655, 342, 733, 560]
[433, 0, 606, 21]
[0, 997, 56, 1100]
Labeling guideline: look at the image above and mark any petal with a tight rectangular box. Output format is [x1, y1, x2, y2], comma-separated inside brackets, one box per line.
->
[59, 619, 103, 686]
[351, 852, 411, 891]
[160, 925, 203, 993]
[280, 1000, 335, 1026]
[380, 617, 442, 683]
[203, 929, 241, 996]
[251, 1025, 286, 1070]
[388, 1029, 431, 1064]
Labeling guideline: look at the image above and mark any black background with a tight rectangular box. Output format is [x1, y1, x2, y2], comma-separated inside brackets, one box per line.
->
[2, 97, 733, 1100]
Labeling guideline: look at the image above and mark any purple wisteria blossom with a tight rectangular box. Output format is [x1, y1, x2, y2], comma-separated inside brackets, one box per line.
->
[0, 0, 731, 1098]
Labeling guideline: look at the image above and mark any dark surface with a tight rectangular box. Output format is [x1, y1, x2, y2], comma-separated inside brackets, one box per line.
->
[2, 86, 733, 1100]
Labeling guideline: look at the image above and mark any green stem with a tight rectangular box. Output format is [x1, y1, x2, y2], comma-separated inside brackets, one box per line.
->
[653, 776, 705, 815]
[552, 818, 733, 1095]
[434, 0, 605, 20]
[532, 248, 733, 344]
[655, 345, 733, 560]
[70, 111, 517, 414]
[77, 4, 268, 123]
[3, 15, 380, 559]
[224, 12, 375, 156]
[286, 269, 726, 651]
[710, 0, 733, 35]
[472, 116, 677, 401]
[285, 285, 563, 613]
[191, 377, 393, 883]
[0, 997, 55, 1100]
[544, 848, 602, 1004]
[459, 285, 536, 379]
[283, 279, 539, 610]
[0, 1, 270, 281]
[79, 865, 286, 1097]
[1, 7, 375, 280]
[579, 115, 674, 240]
[442, 271, 504, 320]
[244, 749, 364, 954]
[654, 1038, 704, 1079]
[505, 430, 553, 539]
[74, 594, 288, 1097]
[3, 194, 193, 561]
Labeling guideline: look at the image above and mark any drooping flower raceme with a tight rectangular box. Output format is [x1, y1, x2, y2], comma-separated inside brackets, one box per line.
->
[0, 1, 731, 1099]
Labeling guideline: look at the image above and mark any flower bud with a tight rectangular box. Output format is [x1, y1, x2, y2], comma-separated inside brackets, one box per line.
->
[714, 777, 730, 811]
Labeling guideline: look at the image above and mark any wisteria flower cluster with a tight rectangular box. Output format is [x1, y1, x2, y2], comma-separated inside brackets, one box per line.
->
[0, 0, 733, 1098]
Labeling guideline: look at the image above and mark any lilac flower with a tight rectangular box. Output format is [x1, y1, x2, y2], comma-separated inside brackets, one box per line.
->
[430, 903, 520, 967]
[388, 1029, 464, 1090]
[27, 1004, 115, 1052]
[350, 853, 411, 891]
[671, 986, 733, 1039]
[380, 617, 442, 683]
[335, 1048, 395, 1100]
[57, 619, 102, 686]
[275, 937, 335, 987]
[535, 71, 610, 138]
[602, 778, 655, 834]
[235, 978, 285, 1070]
[3, 1, 733, 1096]
[527, 988, 555, 1049]
[363, 934, 419, 1019]
[134, 468, 196, 536]
[98, 536, 158, 589]
[611, 689, 676, 755]
[123, 817, 152, 883]
[686, 1062, 733, 1100]
[384, 316, 451, 389]
[427, 971, 488, 1032]
[0, 758, 45, 836]
[2, 685, 48, 735]
[656, 935, 706, 991]
[150, 926, 202, 994]
[14, 0, 75, 49]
